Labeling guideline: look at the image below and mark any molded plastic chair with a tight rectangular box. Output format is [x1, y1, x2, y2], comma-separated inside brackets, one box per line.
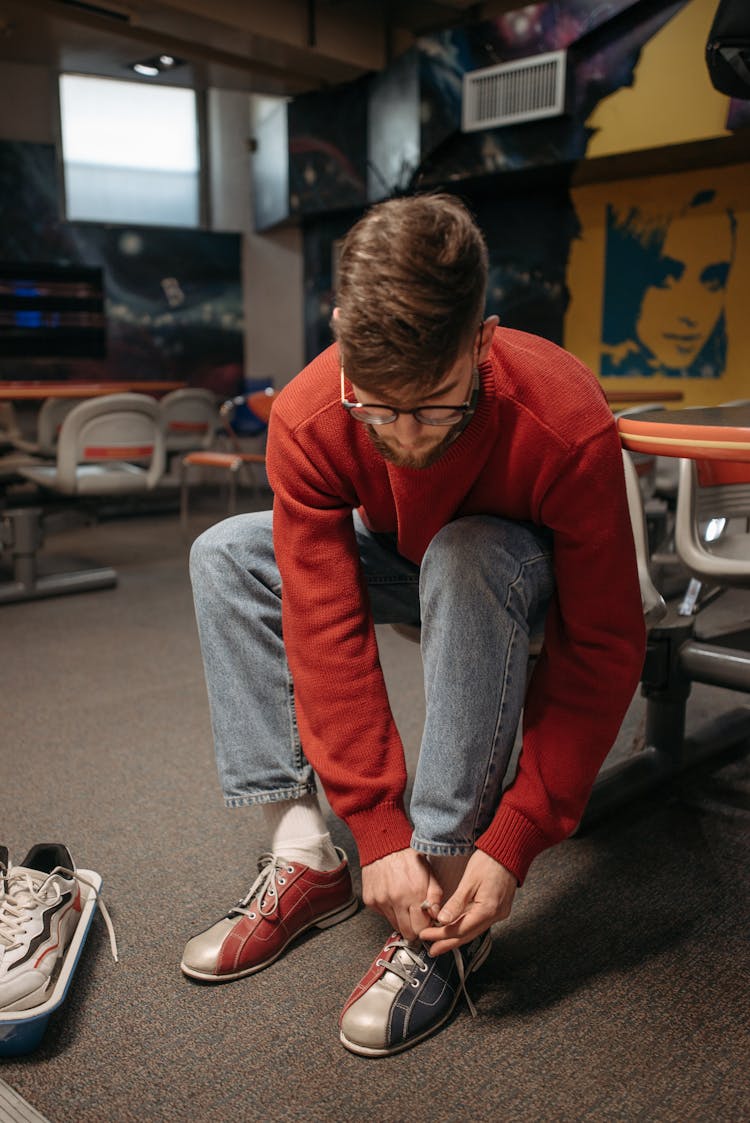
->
[674, 457, 750, 587]
[0, 395, 167, 604]
[621, 448, 668, 626]
[10, 396, 80, 458]
[0, 403, 21, 449]
[180, 388, 277, 528]
[160, 388, 218, 455]
[17, 393, 166, 496]
[1, 397, 81, 483]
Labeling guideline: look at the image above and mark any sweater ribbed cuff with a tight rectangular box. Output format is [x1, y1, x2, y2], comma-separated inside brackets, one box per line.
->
[344, 802, 414, 867]
[475, 805, 551, 885]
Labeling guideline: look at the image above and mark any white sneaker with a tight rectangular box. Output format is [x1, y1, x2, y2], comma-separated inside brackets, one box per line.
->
[0, 843, 84, 1012]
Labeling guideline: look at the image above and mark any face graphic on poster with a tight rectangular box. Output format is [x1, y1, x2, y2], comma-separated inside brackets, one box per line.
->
[601, 189, 736, 379]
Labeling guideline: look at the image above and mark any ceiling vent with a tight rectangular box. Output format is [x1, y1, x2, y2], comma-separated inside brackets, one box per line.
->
[461, 50, 567, 132]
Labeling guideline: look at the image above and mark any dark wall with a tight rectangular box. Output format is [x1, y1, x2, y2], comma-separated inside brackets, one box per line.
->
[0, 140, 244, 396]
[297, 0, 693, 364]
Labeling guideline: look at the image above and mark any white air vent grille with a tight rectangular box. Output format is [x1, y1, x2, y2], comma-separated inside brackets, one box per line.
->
[462, 50, 567, 132]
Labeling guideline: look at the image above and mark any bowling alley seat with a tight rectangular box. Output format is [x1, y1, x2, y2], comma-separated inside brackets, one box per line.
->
[159, 388, 219, 463]
[0, 397, 81, 483]
[674, 457, 750, 587]
[0, 393, 166, 603]
[179, 388, 277, 529]
[582, 448, 750, 827]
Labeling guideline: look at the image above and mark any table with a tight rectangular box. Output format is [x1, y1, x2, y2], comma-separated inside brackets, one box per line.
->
[581, 402, 750, 829]
[617, 403, 750, 462]
[0, 381, 186, 400]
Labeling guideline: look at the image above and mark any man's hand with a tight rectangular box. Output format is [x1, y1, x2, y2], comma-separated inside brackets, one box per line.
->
[418, 850, 517, 956]
[361, 848, 443, 940]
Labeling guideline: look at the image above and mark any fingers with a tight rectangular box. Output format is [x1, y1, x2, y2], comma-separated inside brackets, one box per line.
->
[361, 849, 440, 939]
[418, 853, 518, 955]
[420, 902, 492, 956]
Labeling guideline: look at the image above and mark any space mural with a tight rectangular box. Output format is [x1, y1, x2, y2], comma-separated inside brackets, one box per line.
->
[0, 140, 243, 395]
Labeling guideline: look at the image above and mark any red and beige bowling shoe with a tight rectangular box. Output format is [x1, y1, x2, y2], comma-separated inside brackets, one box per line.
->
[180, 848, 358, 981]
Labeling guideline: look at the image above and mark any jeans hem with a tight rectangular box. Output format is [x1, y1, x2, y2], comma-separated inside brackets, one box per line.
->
[223, 783, 317, 808]
[411, 836, 475, 857]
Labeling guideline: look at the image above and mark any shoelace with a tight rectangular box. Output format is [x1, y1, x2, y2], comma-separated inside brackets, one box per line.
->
[230, 854, 295, 922]
[376, 935, 478, 1018]
[0, 866, 118, 963]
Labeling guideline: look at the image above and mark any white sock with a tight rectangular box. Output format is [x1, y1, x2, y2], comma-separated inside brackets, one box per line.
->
[261, 795, 341, 871]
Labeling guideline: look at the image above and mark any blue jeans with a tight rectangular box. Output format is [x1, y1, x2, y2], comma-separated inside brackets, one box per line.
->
[190, 510, 554, 857]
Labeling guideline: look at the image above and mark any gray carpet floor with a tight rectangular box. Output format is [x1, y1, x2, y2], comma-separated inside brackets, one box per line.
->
[1, 490, 749, 1122]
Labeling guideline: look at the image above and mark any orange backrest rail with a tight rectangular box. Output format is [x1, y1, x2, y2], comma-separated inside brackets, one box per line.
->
[168, 420, 210, 433]
[696, 459, 750, 487]
[618, 418, 750, 462]
[83, 445, 154, 460]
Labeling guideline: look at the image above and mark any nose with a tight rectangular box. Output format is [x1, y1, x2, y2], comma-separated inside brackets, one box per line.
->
[390, 413, 425, 445]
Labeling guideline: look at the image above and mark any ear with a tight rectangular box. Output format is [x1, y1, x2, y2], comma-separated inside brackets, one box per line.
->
[332, 306, 341, 322]
[477, 315, 499, 364]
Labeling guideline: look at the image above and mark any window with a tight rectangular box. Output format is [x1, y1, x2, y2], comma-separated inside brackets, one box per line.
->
[59, 75, 200, 227]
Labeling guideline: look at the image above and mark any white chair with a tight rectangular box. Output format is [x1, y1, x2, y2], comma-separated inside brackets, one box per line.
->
[17, 393, 166, 496]
[160, 388, 218, 455]
[1, 395, 167, 604]
[0, 397, 81, 483]
[0, 403, 21, 450]
[179, 388, 277, 529]
[674, 457, 750, 588]
[621, 448, 668, 627]
[10, 396, 80, 457]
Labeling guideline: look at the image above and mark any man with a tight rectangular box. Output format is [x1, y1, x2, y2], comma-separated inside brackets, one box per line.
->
[182, 193, 646, 1057]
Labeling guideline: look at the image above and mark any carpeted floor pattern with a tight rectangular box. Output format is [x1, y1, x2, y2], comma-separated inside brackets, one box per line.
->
[1, 490, 748, 1122]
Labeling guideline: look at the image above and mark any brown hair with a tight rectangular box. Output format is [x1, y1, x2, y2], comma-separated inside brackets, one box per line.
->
[334, 193, 488, 394]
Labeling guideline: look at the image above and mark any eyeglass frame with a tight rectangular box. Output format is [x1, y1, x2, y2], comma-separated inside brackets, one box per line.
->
[339, 328, 483, 428]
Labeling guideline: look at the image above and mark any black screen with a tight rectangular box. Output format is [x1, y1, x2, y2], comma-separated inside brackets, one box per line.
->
[0, 263, 106, 358]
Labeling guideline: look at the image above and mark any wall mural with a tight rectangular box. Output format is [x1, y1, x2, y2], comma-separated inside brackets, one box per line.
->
[566, 163, 750, 407]
[416, 0, 685, 184]
[300, 0, 699, 364]
[600, 189, 735, 380]
[288, 78, 368, 219]
[0, 140, 244, 396]
[300, 0, 747, 398]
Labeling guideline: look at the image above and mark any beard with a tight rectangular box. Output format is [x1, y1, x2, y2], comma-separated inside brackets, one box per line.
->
[365, 422, 465, 469]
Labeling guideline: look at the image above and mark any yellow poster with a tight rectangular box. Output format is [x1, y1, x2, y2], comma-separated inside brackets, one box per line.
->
[565, 163, 750, 408]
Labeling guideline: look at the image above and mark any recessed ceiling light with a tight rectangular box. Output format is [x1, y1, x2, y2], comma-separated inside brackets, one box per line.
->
[129, 55, 185, 78]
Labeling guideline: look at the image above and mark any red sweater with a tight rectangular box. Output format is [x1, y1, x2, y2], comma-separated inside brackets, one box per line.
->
[266, 327, 646, 883]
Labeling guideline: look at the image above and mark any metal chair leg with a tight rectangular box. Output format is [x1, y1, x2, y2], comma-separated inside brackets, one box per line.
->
[228, 462, 240, 516]
[179, 458, 190, 532]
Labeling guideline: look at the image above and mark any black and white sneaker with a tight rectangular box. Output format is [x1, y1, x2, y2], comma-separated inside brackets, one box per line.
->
[0, 843, 84, 1012]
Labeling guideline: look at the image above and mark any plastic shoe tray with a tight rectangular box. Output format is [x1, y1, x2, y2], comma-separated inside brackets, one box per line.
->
[0, 869, 102, 1057]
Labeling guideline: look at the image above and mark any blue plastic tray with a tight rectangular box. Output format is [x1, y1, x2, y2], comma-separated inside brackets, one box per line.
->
[0, 869, 102, 1056]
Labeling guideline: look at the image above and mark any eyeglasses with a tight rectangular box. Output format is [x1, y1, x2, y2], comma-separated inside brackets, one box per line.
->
[340, 333, 481, 427]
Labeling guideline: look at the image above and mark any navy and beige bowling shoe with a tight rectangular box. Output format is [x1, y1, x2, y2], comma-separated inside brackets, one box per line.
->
[339, 929, 492, 1056]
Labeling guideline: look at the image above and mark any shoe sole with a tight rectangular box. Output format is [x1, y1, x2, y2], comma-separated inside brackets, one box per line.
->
[0, 978, 52, 1013]
[339, 931, 493, 1058]
[180, 894, 359, 983]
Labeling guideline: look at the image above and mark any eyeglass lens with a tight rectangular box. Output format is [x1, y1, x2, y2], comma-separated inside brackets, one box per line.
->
[348, 405, 466, 425]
